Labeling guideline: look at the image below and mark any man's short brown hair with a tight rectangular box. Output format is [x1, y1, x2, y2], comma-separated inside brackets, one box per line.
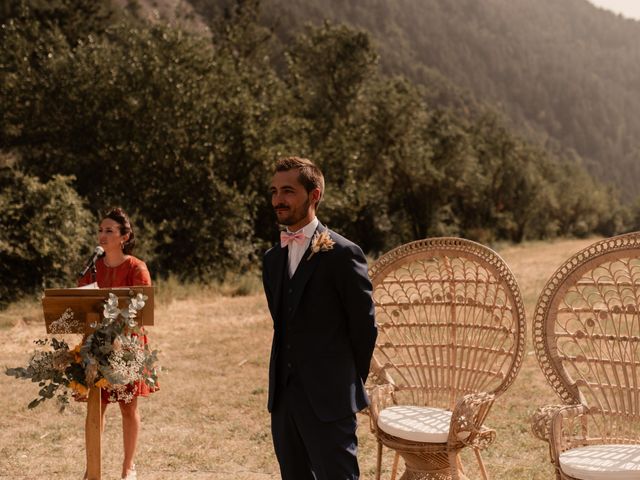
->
[275, 156, 325, 207]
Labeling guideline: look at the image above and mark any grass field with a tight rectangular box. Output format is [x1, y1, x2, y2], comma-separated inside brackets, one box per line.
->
[0, 237, 597, 479]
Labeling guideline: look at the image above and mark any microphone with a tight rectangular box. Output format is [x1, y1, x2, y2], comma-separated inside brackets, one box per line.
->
[78, 246, 105, 278]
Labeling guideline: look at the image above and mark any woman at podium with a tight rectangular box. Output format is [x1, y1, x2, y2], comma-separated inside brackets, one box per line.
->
[78, 207, 157, 480]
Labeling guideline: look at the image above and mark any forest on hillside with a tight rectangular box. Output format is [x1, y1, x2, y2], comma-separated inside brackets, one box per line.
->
[0, 0, 635, 307]
[189, 0, 640, 199]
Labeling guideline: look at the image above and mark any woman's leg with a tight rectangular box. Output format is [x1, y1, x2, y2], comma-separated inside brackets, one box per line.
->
[119, 397, 140, 477]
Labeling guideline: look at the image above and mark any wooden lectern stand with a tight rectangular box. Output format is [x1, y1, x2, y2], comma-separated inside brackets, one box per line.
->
[42, 286, 154, 480]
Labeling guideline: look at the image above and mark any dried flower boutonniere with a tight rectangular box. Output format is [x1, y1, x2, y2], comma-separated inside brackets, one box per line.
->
[307, 231, 335, 260]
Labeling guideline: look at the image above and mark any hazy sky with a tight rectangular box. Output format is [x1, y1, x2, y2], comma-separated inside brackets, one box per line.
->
[588, 0, 640, 20]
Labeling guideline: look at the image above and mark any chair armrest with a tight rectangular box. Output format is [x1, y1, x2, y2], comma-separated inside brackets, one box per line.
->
[531, 404, 566, 442]
[368, 356, 396, 386]
[549, 404, 590, 462]
[367, 383, 396, 434]
[449, 391, 496, 449]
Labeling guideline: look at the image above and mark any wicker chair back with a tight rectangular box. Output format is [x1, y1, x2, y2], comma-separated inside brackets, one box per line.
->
[370, 237, 526, 410]
[533, 233, 640, 444]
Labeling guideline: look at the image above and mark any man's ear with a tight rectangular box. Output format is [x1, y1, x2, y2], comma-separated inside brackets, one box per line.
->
[311, 188, 321, 206]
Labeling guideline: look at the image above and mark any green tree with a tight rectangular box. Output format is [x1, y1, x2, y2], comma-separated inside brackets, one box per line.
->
[0, 166, 95, 308]
[2, 4, 291, 280]
[0, 0, 115, 46]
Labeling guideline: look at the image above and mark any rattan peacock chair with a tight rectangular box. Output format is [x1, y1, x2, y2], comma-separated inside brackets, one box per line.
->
[367, 237, 527, 480]
[531, 233, 640, 480]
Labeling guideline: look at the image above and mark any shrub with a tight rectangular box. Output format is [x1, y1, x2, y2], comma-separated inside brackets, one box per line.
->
[0, 167, 94, 308]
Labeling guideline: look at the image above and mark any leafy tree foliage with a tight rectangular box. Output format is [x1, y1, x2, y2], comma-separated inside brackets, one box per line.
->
[0, 0, 115, 45]
[279, 21, 624, 249]
[249, 0, 640, 200]
[0, 0, 631, 306]
[0, 164, 95, 308]
[2, 4, 269, 280]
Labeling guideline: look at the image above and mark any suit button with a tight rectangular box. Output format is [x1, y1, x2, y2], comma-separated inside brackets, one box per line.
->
[286, 344, 291, 350]
[288, 288, 293, 294]
[287, 362, 292, 368]
[288, 307, 292, 312]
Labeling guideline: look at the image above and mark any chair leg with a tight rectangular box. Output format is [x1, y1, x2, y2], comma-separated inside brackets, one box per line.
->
[473, 447, 490, 480]
[456, 453, 465, 475]
[390, 452, 400, 480]
[376, 441, 383, 480]
[449, 452, 461, 480]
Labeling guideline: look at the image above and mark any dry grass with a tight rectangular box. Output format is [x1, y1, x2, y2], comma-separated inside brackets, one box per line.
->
[0, 237, 597, 479]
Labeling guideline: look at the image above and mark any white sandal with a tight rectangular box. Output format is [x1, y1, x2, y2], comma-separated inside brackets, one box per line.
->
[121, 464, 137, 480]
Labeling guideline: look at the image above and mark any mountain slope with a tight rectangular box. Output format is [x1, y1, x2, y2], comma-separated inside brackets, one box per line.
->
[187, 0, 640, 199]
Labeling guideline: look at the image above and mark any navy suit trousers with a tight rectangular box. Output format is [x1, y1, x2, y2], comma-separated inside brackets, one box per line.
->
[271, 376, 359, 480]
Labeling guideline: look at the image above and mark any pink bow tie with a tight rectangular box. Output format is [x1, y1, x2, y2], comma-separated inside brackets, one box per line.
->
[280, 230, 306, 248]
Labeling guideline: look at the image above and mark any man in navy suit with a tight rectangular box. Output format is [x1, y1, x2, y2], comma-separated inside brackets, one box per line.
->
[262, 156, 377, 480]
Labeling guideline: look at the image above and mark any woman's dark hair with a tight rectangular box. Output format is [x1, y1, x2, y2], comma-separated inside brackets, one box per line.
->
[103, 207, 136, 254]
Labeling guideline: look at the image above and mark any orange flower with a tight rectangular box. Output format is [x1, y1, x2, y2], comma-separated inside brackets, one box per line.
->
[95, 378, 110, 389]
[72, 344, 82, 363]
[69, 381, 88, 396]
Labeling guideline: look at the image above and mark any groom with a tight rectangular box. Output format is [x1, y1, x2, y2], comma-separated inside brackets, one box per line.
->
[262, 156, 377, 480]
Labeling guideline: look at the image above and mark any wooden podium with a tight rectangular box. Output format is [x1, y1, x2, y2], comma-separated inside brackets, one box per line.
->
[42, 286, 154, 480]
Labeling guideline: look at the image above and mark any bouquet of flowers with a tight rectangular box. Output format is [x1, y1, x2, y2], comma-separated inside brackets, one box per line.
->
[5, 292, 159, 411]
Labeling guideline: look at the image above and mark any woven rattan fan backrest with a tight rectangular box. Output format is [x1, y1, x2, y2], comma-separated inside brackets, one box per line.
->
[369, 238, 526, 411]
[534, 233, 640, 423]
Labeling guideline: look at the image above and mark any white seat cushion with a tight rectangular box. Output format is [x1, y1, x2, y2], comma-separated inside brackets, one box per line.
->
[377, 405, 452, 443]
[559, 444, 640, 480]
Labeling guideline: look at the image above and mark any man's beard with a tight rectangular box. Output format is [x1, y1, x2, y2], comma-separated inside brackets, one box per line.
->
[277, 197, 312, 226]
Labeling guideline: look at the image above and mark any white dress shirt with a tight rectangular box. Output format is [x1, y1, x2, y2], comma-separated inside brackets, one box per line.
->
[286, 217, 319, 278]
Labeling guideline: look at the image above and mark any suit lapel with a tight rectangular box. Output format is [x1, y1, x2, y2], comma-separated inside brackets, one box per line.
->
[269, 244, 288, 322]
[288, 223, 327, 320]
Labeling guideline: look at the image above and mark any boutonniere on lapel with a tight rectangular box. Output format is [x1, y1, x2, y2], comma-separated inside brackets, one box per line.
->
[307, 231, 335, 260]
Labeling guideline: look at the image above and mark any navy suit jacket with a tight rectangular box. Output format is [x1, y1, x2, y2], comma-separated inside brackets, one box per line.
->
[262, 223, 377, 422]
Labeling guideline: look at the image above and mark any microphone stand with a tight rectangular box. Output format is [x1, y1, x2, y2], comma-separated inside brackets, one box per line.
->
[78, 249, 103, 283]
[90, 261, 97, 284]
